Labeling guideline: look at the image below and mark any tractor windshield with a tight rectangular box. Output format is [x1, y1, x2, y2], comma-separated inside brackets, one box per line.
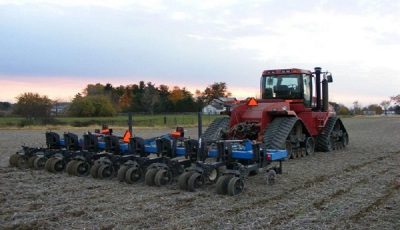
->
[262, 74, 302, 99]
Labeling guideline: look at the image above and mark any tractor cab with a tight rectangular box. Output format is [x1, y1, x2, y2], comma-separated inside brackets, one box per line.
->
[260, 68, 332, 111]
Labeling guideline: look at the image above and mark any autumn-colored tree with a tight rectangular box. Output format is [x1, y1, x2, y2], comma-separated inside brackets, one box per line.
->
[202, 82, 232, 103]
[14, 92, 53, 119]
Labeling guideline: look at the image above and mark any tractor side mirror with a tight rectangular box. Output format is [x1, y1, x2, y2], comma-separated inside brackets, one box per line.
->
[326, 74, 333, 83]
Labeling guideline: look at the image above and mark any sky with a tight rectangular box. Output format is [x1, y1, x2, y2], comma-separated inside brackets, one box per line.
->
[0, 0, 399, 107]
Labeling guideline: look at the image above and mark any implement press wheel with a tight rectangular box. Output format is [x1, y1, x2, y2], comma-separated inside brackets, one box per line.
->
[66, 160, 78, 175]
[9, 153, 20, 167]
[28, 156, 38, 168]
[97, 164, 114, 179]
[73, 161, 90, 176]
[90, 162, 101, 178]
[50, 158, 65, 173]
[117, 165, 129, 182]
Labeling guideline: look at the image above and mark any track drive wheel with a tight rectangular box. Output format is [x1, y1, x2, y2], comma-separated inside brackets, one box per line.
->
[187, 172, 204, 192]
[216, 175, 234, 195]
[154, 169, 172, 186]
[73, 161, 90, 176]
[178, 171, 194, 190]
[33, 156, 47, 170]
[97, 164, 114, 179]
[125, 167, 142, 184]
[286, 141, 294, 159]
[117, 165, 129, 182]
[66, 160, 78, 175]
[145, 168, 158, 186]
[227, 177, 244, 196]
[9, 154, 20, 167]
[28, 156, 38, 168]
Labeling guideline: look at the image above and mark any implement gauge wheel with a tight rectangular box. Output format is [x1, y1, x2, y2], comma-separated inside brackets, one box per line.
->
[33, 156, 47, 170]
[97, 164, 114, 179]
[227, 177, 244, 196]
[187, 172, 204, 192]
[17, 156, 29, 169]
[117, 165, 129, 182]
[216, 175, 234, 195]
[73, 161, 90, 176]
[51, 158, 65, 173]
[178, 171, 194, 190]
[45, 157, 55, 172]
[125, 167, 142, 184]
[154, 169, 172, 186]
[145, 168, 158, 186]
[66, 160, 78, 175]
[90, 163, 101, 178]
[28, 156, 38, 168]
[9, 154, 20, 167]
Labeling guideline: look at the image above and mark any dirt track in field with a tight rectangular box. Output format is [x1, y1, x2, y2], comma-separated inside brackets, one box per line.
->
[1, 117, 400, 229]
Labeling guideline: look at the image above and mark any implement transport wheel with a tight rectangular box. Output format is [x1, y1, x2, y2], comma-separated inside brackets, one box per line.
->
[216, 175, 234, 195]
[73, 161, 90, 176]
[178, 171, 194, 190]
[187, 172, 204, 192]
[125, 167, 142, 184]
[227, 177, 244, 196]
[50, 158, 65, 173]
[9, 153, 20, 167]
[154, 169, 172, 186]
[117, 165, 129, 182]
[266, 170, 277, 185]
[17, 156, 29, 169]
[33, 156, 47, 170]
[28, 156, 38, 168]
[90, 163, 101, 178]
[98, 164, 114, 179]
[145, 168, 158, 186]
[66, 160, 78, 175]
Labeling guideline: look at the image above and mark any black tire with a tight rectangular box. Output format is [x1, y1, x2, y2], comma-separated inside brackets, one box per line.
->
[154, 169, 172, 186]
[51, 158, 65, 172]
[125, 167, 142, 184]
[97, 164, 114, 179]
[45, 157, 55, 172]
[90, 163, 101, 178]
[178, 171, 194, 190]
[9, 154, 20, 167]
[187, 172, 204, 192]
[28, 156, 38, 168]
[33, 156, 47, 170]
[266, 170, 277, 185]
[227, 177, 244, 196]
[117, 165, 129, 182]
[73, 161, 90, 176]
[145, 168, 158, 186]
[17, 156, 29, 169]
[216, 175, 233, 195]
[305, 137, 315, 155]
[66, 160, 77, 175]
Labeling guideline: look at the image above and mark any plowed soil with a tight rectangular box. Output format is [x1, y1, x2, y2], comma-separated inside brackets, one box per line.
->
[1, 117, 400, 229]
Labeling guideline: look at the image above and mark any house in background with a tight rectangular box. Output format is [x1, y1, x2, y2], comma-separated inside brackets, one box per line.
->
[202, 97, 237, 115]
[51, 102, 70, 116]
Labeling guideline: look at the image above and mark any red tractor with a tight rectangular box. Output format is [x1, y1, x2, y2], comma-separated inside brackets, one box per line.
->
[202, 67, 349, 158]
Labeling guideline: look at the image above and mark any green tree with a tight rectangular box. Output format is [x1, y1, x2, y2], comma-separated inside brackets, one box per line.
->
[14, 92, 53, 119]
[68, 94, 116, 117]
[202, 82, 232, 104]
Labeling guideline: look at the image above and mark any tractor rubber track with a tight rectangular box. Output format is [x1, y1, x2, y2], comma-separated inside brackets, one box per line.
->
[316, 117, 337, 152]
[263, 117, 299, 149]
[201, 117, 230, 142]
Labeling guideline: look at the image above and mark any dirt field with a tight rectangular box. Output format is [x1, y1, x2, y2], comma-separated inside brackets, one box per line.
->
[1, 117, 400, 229]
